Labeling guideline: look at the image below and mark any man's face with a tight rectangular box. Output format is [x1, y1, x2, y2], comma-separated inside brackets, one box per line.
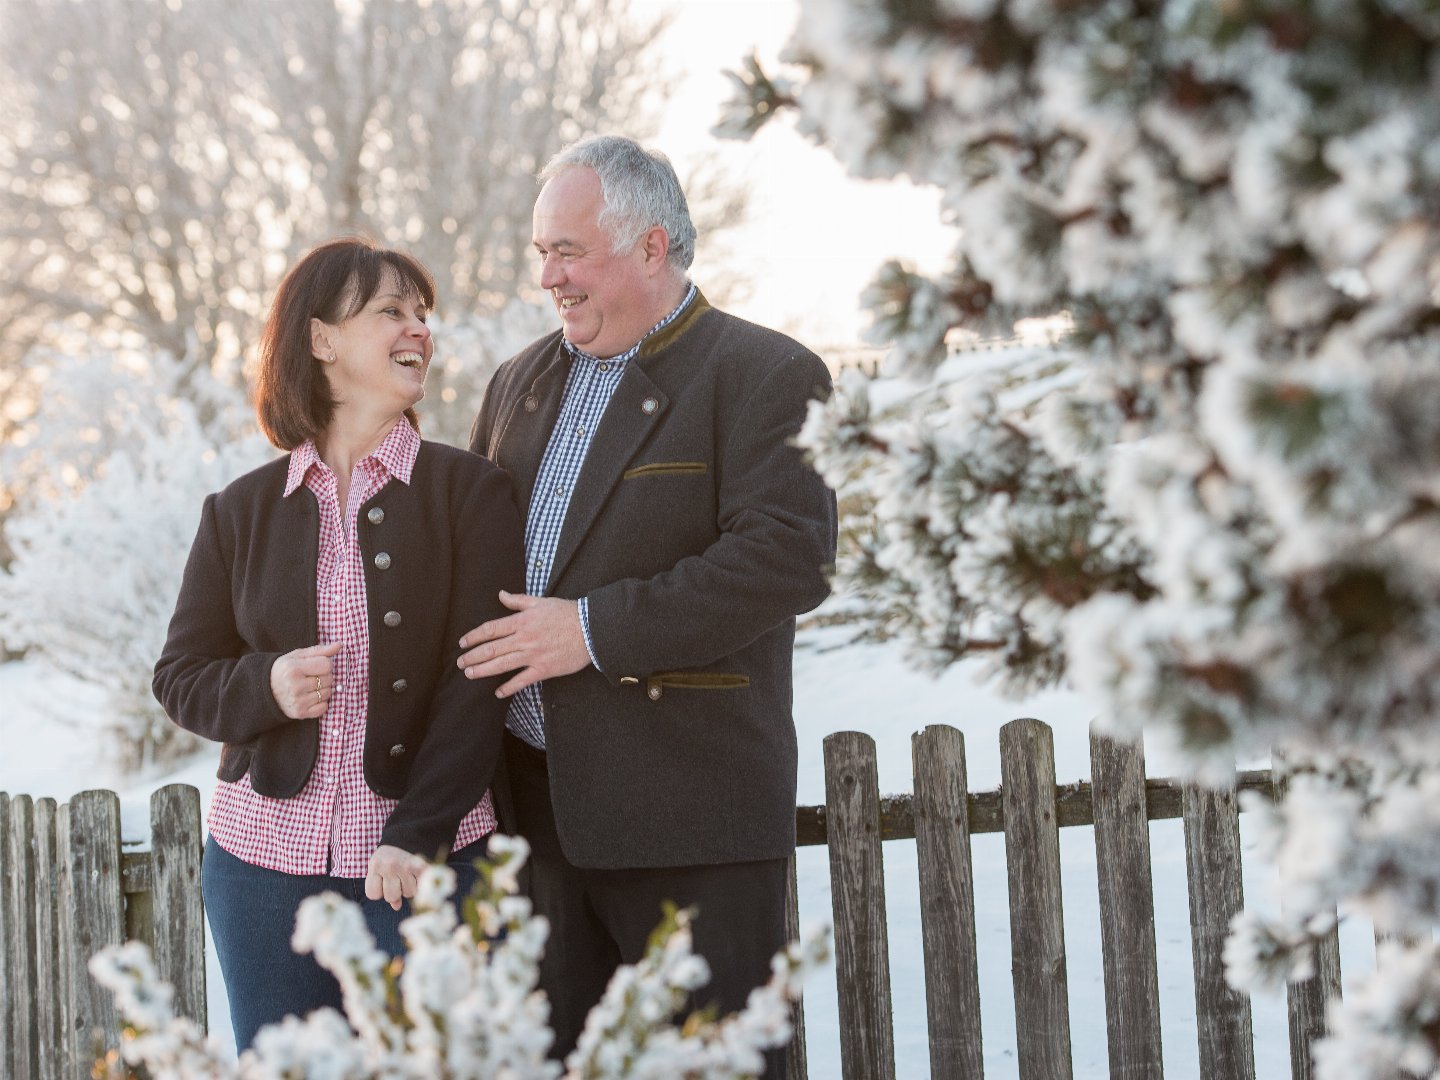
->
[531, 166, 656, 359]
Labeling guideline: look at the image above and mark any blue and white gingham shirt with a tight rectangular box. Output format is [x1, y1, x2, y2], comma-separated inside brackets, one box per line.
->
[508, 284, 697, 748]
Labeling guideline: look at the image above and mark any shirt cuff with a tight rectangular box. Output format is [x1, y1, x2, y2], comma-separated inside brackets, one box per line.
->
[577, 596, 602, 672]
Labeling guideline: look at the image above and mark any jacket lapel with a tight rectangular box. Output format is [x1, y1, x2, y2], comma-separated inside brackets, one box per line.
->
[548, 363, 667, 589]
[495, 346, 571, 513]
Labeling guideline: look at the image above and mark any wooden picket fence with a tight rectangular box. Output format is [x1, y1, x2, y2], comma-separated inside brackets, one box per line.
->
[783, 719, 1341, 1080]
[2, 720, 1344, 1079]
[0, 785, 205, 1080]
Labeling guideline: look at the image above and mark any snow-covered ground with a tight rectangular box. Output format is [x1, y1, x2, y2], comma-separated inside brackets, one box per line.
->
[0, 625, 1378, 1077]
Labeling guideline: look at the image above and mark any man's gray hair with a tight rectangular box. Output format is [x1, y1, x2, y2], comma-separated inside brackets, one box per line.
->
[540, 135, 697, 272]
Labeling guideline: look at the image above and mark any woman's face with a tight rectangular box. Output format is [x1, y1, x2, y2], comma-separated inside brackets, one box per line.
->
[316, 269, 432, 423]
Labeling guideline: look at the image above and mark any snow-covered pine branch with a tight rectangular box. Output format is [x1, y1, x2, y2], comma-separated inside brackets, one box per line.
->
[720, 2, 1440, 1072]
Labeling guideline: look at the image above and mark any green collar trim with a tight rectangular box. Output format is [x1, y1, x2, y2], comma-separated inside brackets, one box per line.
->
[639, 289, 711, 359]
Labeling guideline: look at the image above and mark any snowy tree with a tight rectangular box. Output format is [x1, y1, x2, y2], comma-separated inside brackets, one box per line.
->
[0, 0, 663, 374]
[420, 299, 558, 450]
[720, 2, 1440, 1076]
[0, 0, 661, 534]
[0, 342, 273, 769]
[0, 0, 757, 541]
[0, 299, 552, 767]
[89, 835, 828, 1079]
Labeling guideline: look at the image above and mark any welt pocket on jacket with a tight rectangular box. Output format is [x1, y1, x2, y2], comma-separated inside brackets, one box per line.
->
[643, 672, 749, 700]
[622, 461, 707, 480]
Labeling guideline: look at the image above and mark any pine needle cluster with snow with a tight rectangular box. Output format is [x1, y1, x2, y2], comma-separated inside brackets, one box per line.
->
[89, 835, 828, 1080]
[721, 2, 1440, 1074]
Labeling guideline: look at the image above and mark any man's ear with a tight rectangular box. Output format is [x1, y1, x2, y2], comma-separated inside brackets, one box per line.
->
[640, 225, 670, 273]
[311, 317, 335, 363]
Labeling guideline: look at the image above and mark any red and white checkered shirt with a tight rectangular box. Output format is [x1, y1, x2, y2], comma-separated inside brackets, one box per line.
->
[208, 420, 495, 877]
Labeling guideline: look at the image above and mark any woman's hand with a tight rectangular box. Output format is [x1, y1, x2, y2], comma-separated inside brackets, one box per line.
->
[366, 844, 427, 911]
[269, 641, 342, 719]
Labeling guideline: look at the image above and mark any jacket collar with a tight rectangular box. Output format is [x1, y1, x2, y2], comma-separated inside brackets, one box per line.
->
[638, 288, 711, 360]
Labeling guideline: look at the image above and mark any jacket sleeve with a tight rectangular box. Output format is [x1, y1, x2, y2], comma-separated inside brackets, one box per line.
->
[584, 350, 838, 678]
[152, 494, 295, 744]
[379, 462, 527, 856]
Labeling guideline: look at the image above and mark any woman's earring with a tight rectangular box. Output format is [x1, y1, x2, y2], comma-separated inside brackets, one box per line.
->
[326, 348, 337, 364]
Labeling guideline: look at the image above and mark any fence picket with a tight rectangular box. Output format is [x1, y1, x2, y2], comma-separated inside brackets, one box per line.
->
[912, 724, 983, 1079]
[1, 793, 12, 1078]
[1268, 774, 1341, 1080]
[150, 785, 207, 1029]
[7, 794, 38, 1079]
[1182, 783, 1255, 1080]
[784, 852, 808, 1080]
[823, 731, 897, 1080]
[55, 802, 75, 1080]
[1285, 922, 1340, 1080]
[1000, 718, 1073, 1080]
[33, 797, 62, 1080]
[64, 789, 125, 1071]
[1090, 731, 1164, 1080]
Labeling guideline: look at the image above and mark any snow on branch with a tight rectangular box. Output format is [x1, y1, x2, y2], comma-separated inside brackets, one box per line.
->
[89, 835, 829, 1080]
[722, 1, 1440, 1070]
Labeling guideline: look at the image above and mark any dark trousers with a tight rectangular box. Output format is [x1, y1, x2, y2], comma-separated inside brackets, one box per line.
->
[203, 833, 488, 1052]
[505, 732, 790, 1075]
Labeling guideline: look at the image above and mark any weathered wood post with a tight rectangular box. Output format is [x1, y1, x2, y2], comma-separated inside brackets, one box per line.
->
[784, 854, 808, 1080]
[1270, 774, 1341, 1080]
[1182, 781, 1255, 1080]
[1089, 729, 1164, 1080]
[1000, 718, 1073, 1080]
[912, 724, 983, 1079]
[823, 731, 897, 1080]
[149, 784, 207, 1029]
[33, 796, 63, 1080]
[6, 793, 39, 1079]
[61, 789, 126, 1073]
[1, 792, 13, 1077]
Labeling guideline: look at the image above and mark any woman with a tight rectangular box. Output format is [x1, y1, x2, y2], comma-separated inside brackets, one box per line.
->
[153, 237, 525, 1051]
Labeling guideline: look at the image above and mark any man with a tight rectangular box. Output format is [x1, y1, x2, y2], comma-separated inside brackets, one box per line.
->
[458, 134, 837, 1069]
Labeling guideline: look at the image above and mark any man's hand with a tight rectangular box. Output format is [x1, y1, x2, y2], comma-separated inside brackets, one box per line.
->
[458, 591, 592, 698]
[365, 844, 426, 911]
[269, 641, 342, 720]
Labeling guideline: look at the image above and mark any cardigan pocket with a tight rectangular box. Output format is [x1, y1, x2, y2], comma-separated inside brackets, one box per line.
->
[622, 461, 708, 480]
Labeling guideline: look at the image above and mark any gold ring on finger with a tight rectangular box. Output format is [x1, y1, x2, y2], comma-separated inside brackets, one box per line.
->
[314, 688, 323, 703]
[314, 676, 323, 694]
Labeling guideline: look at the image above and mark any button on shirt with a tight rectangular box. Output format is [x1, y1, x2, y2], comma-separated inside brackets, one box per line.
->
[208, 420, 495, 876]
[508, 284, 697, 748]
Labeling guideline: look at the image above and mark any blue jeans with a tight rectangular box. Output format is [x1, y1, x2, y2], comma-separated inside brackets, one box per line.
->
[203, 834, 489, 1052]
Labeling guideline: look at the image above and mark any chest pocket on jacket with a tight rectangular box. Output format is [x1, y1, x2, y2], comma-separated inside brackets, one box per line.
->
[622, 462, 707, 480]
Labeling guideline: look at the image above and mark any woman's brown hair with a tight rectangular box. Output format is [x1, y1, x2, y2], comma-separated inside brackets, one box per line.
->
[255, 237, 437, 450]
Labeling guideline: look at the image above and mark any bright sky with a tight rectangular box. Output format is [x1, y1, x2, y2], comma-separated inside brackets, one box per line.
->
[630, 0, 957, 351]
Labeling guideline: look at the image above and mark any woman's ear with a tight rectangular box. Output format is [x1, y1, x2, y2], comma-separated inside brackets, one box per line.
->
[311, 317, 335, 363]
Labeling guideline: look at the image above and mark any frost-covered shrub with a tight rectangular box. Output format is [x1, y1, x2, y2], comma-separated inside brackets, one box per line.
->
[421, 300, 556, 449]
[90, 836, 827, 1080]
[0, 304, 547, 771]
[721, 2, 1440, 1073]
[0, 344, 271, 770]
